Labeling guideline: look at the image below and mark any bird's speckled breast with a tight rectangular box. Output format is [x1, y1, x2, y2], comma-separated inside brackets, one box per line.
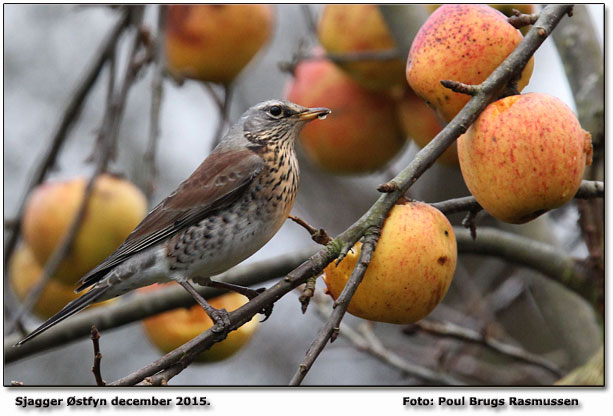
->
[166, 141, 299, 279]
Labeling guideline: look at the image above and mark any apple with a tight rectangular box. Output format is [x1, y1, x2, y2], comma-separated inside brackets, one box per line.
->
[22, 174, 147, 285]
[9, 245, 111, 319]
[165, 5, 274, 84]
[141, 286, 259, 362]
[323, 201, 456, 323]
[286, 54, 405, 174]
[458, 93, 593, 224]
[396, 88, 458, 166]
[407, 4, 534, 122]
[318, 4, 406, 92]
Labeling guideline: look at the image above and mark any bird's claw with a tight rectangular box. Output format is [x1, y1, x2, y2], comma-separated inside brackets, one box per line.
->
[259, 303, 274, 322]
[209, 308, 231, 334]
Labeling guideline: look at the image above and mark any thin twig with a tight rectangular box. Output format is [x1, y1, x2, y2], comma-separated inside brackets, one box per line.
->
[108, 246, 338, 386]
[3, 8, 131, 272]
[431, 180, 602, 215]
[405, 319, 563, 377]
[90, 326, 106, 386]
[5, 248, 316, 363]
[289, 230, 380, 385]
[143, 5, 166, 204]
[278, 48, 404, 74]
[299, 276, 317, 313]
[440, 79, 480, 96]
[508, 11, 540, 29]
[311, 294, 463, 385]
[455, 226, 599, 304]
[288, 214, 331, 245]
[299, 4, 318, 35]
[209, 84, 233, 151]
[6, 8, 147, 334]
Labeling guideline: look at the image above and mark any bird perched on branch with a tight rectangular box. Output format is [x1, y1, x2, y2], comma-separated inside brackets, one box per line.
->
[18, 99, 330, 345]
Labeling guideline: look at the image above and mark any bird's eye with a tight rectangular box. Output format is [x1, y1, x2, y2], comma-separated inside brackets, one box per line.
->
[269, 105, 282, 117]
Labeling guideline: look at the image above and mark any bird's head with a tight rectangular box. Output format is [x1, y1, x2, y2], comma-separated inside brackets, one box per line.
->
[241, 100, 330, 145]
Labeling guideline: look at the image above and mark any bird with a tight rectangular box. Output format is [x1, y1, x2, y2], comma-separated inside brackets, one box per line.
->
[17, 99, 330, 345]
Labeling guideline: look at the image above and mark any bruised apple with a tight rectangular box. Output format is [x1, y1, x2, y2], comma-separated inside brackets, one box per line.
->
[165, 5, 274, 84]
[407, 4, 534, 122]
[22, 174, 147, 285]
[458, 93, 593, 224]
[396, 88, 458, 166]
[286, 54, 405, 174]
[318, 4, 406, 91]
[141, 286, 258, 362]
[9, 245, 112, 319]
[323, 202, 456, 323]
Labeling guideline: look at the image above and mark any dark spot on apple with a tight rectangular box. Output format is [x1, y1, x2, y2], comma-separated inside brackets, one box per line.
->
[437, 256, 447, 265]
[444, 230, 449, 236]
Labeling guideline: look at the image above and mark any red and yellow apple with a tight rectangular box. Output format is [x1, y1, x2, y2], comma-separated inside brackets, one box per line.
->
[396, 88, 458, 166]
[141, 285, 259, 362]
[9, 245, 112, 319]
[323, 201, 456, 323]
[458, 93, 593, 224]
[22, 174, 147, 285]
[407, 4, 534, 122]
[165, 5, 274, 84]
[286, 54, 405, 174]
[318, 4, 406, 92]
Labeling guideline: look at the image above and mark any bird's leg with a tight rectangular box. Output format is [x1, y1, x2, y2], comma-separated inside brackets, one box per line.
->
[193, 277, 273, 321]
[179, 281, 231, 333]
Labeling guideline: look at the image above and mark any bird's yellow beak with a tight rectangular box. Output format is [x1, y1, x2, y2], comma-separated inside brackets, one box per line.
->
[298, 107, 331, 121]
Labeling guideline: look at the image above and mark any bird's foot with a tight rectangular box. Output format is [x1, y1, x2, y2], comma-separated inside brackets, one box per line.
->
[208, 308, 231, 334]
[179, 281, 231, 333]
[204, 279, 273, 322]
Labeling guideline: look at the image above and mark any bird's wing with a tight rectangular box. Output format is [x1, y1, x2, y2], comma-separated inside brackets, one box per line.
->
[76, 148, 265, 291]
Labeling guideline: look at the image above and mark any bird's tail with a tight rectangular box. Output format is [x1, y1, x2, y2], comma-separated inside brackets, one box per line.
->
[15, 285, 109, 346]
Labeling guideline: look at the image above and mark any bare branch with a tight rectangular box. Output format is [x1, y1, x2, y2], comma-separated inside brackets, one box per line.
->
[405, 319, 563, 377]
[6, 7, 147, 334]
[90, 326, 106, 386]
[143, 5, 166, 204]
[455, 226, 600, 304]
[311, 294, 463, 385]
[3, 8, 131, 272]
[288, 214, 332, 245]
[508, 11, 540, 29]
[289, 230, 380, 385]
[440, 80, 480, 96]
[5, 248, 316, 363]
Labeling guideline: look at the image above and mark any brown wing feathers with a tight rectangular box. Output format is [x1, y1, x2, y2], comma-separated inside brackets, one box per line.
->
[75, 149, 264, 291]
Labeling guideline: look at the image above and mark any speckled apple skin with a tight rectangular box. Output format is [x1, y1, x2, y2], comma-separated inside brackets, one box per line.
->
[286, 56, 405, 174]
[407, 4, 534, 122]
[458, 93, 593, 224]
[396, 88, 458, 166]
[318, 4, 406, 91]
[165, 5, 274, 84]
[323, 202, 457, 324]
